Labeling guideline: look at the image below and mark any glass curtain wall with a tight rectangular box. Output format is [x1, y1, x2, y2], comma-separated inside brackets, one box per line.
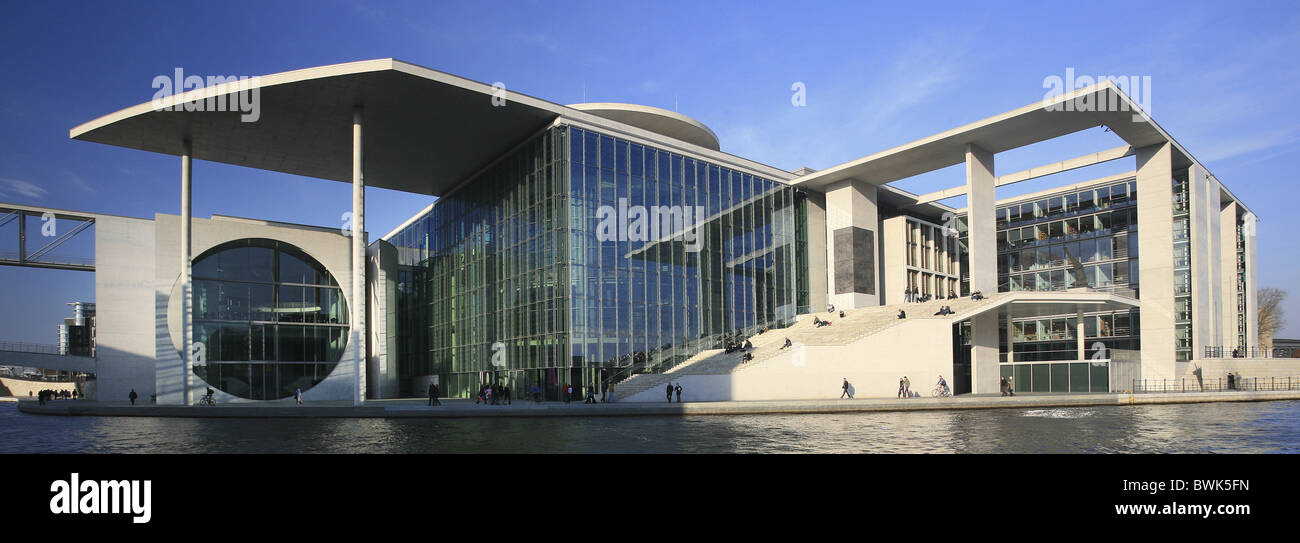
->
[567, 126, 806, 395]
[390, 125, 809, 399]
[391, 127, 570, 400]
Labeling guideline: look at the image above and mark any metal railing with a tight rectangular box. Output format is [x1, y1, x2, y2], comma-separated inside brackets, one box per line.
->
[0, 251, 94, 267]
[1202, 346, 1300, 359]
[1131, 377, 1300, 393]
[0, 341, 65, 355]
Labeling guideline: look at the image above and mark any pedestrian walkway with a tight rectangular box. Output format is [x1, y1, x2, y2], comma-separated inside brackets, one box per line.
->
[16, 389, 1300, 418]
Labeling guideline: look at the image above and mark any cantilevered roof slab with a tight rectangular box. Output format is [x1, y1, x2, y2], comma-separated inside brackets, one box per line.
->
[72, 59, 798, 196]
[568, 102, 720, 151]
[790, 81, 1190, 192]
[71, 59, 568, 196]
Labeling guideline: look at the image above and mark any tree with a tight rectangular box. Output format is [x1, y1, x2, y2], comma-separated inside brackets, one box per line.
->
[1258, 288, 1288, 351]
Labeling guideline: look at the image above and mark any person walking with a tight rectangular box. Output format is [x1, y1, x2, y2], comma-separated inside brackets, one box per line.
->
[564, 384, 573, 404]
[606, 382, 615, 404]
[841, 378, 851, 399]
[128, 388, 138, 406]
[585, 386, 596, 404]
[1007, 375, 1016, 396]
[503, 383, 511, 405]
[666, 382, 675, 403]
[898, 378, 906, 399]
[428, 382, 440, 406]
[1193, 365, 1204, 391]
[295, 387, 302, 405]
[1000, 376, 1008, 397]
[903, 376, 911, 398]
[674, 382, 683, 403]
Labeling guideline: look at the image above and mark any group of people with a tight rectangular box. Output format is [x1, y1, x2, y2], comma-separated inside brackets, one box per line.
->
[897, 376, 911, 398]
[933, 306, 955, 316]
[475, 382, 512, 405]
[461, 382, 622, 405]
[724, 338, 752, 354]
[1000, 375, 1016, 396]
[970, 291, 985, 301]
[1226, 371, 1244, 390]
[904, 287, 963, 304]
[665, 382, 684, 402]
[812, 315, 832, 328]
[34, 388, 78, 405]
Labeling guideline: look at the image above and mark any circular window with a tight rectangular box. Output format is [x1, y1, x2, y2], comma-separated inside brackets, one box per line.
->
[184, 239, 348, 400]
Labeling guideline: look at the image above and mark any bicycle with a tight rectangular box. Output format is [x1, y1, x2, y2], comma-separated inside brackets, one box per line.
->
[931, 386, 951, 398]
[196, 395, 215, 406]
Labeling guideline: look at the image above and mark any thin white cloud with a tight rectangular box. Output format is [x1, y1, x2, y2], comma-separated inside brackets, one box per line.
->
[1200, 126, 1300, 163]
[0, 177, 47, 200]
[64, 170, 96, 194]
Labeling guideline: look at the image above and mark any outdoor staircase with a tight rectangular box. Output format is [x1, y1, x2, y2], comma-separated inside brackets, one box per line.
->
[611, 293, 1012, 399]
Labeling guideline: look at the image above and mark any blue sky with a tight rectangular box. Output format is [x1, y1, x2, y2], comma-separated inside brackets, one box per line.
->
[1, 0, 1297, 343]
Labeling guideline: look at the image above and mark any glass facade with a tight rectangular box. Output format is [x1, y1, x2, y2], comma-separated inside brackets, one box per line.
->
[903, 217, 961, 299]
[992, 179, 1138, 294]
[1172, 172, 1192, 361]
[190, 238, 348, 400]
[957, 179, 1144, 392]
[1236, 216, 1249, 348]
[389, 125, 808, 398]
[390, 126, 570, 399]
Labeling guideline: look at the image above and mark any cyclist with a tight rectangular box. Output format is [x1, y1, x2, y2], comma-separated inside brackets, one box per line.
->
[936, 375, 949, 396]
[202, 386, 215, 405]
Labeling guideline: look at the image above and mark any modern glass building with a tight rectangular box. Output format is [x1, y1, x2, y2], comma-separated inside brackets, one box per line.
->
[58, 60, 1261, 403]
[386, 125, 807, 398]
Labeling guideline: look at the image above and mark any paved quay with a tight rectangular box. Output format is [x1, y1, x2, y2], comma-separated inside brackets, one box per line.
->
[15, 390, 1300, 418]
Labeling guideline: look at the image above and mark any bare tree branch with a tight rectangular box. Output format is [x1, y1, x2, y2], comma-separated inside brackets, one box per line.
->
[1258, 287, 1288, 350]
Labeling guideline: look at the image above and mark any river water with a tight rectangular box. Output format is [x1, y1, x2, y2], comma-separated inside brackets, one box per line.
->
[2, 400, 1298, 453]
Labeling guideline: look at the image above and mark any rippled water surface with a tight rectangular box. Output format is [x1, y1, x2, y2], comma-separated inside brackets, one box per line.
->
[3, 401, 1298, 453]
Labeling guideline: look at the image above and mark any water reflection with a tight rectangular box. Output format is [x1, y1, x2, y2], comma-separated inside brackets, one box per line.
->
[2, 401, 1297, 453]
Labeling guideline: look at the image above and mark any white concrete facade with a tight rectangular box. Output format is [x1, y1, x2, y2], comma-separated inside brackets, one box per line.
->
[92, 215, 156, 403]
[824, 179, 880, 309]
[154, 214, 363, 404]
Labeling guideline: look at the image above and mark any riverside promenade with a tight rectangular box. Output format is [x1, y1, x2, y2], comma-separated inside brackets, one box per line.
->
[16, 390, 1300, 418]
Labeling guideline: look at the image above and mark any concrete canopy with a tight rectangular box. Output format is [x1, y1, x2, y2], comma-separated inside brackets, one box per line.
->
[789, 81, 1195, 192]
[70, 59, 575, 196]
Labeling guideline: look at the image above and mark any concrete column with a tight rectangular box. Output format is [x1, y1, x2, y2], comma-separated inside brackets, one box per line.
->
[965, 143, 997, 292]
[1219, 201, 1240, 350]
[882, 216, 907, 305]
[965, 144, 999, 393]
[352, 108, 366, 405]
[1077, 309, 1087, 361]
[1136, 142, 1175, 379]
[824, 179, 879, 309]
[805, 191, 828, 313]
[180, 139, 192, 406]
[1189, 164, 1221, 354]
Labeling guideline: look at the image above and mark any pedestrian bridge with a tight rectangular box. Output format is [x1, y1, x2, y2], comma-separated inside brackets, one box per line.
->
[0, 341, 96, 373]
